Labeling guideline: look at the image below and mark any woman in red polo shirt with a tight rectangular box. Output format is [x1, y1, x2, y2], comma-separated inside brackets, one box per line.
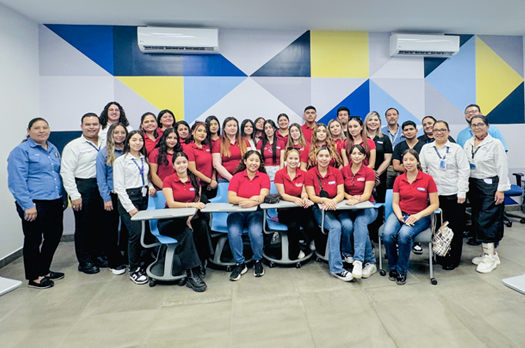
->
[256, 120, 285, 180]
[187, 122, 217, 200]
[342, 116, 376, 169]
[281, 123, 307, 165]
[227, 150, 270, 281]
[149, 128, 182, 191]
[328, 119, 346, 150]
[212, 117, 249, 181]
[276, 113, 290, 144]
[139, 112, 159, 155]
[158, 152, 213, 291]
[305, 147, 353, 282]
[340, 144, 378, 279]
[383, 149, 439, 285]
[175, 121, 191, 148]
[205, 115, 221, 148]
[301, 124, 342, 171]
[275, 148, 322, 260]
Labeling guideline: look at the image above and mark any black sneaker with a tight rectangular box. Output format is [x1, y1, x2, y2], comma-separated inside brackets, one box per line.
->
[388, 269, 399, 281]
[230, 263, 248, 281]
[45, 271, 64, 280]
[78, 261, 100, 275]
[412, 243, 423, 255]
[28, 277, 54, 289]
[254, 260, 265, 277]
[396, 273, 407, 285]
[186, 269, 207, 292]
[129, 268, 148, 285]
[93, 255, 109, 268]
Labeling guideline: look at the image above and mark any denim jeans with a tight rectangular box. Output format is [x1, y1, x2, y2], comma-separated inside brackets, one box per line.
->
[312, 206, 353, 274]
[227, 210, 264, 264]
[340, 208, 378, 264]
[382, 212, 431, 275]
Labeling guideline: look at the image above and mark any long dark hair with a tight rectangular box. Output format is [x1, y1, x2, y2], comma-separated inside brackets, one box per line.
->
[24, 117, 49, 142]
[241, 119, 255, 139]
[189, 122, 209, 145]
[156, 128, 182, 166]
[346, 116, 370, 161]
[99, 101, 129, 129]
[172, 152, 200, 201]
[157, 109, 175, 129]
[233, 150, 267, 175]
[176, 120, 191, 144]
[205, 115, 221, 137]
[261, 120, 279, 165]
[123, 130, 147, 157]
[140, 112, 158, 138]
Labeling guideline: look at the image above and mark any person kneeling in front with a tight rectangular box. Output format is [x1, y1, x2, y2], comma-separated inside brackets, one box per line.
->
[227, 150, 270, 281]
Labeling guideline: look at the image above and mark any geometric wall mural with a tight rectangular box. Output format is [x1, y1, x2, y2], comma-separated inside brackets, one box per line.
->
[39, 24, 525, 133]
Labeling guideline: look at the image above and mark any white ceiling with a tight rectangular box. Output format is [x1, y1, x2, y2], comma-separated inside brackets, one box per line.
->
[1, 0, 525, 36]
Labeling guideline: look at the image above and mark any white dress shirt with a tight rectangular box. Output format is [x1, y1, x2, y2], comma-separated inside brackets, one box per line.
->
[113, 153, 153, 212]
[420, 140, 470, 198]
[60, 135, 102, 200]
[463, 135, 511, 192]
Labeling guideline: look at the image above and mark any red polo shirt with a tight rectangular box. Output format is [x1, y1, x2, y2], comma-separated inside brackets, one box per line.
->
[144, 136, 159, 156]
[394, 170, 438, 215]
[229, 170, 271, 199]
[212, 138, 250, 178]
[186, 142, 213, 185]
[148, 148, 175, 188]
[275, 130, 289, 144]
[301, 143, 337, 169]
[274, 168, 307, 198]
[162, 173, 198, 205]
[341, 165, 375, 202]
[305, 166, 343, 199]
[301, 123, 317, 143]
[256, 139, 285, 166]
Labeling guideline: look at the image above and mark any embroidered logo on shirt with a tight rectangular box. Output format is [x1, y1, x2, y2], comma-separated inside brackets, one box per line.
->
[417, 187, 426, 192]
[295, 183, 302, 187]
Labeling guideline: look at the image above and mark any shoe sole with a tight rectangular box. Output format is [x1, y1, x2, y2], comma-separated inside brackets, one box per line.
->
[78, 267, 100, 275]
[230, 266, 248, 281]
[254, 267, 265, 277]
[362, 269, 377, 279]
[331, 273, 353, 282]
[28, 283, 54, 289]
[352, 271, 362, 279]
[46, 275, 64, 280]
[186, 281, 207, 292]
[472, 258, 501, 266]
[130, 278, 148, 285]
[476, 264, 498, 274]
[396, 280, 406, 285]
[110, 269, 126, 275]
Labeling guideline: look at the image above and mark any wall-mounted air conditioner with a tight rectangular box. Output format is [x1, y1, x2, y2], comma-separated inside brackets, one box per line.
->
[390, 34, 460, 58]
[137, 27, 219, 54]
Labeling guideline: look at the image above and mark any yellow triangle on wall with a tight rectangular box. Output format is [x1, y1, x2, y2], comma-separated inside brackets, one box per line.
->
[476, 37, 523, 115]
[116, 76, 185, 121]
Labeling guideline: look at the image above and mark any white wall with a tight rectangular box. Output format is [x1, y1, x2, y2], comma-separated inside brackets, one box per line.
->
[0, 4, 39, 260]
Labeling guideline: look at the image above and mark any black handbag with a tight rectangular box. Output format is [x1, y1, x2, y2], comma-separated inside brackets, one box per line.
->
[317, 174, 329, 198]
[263, 193, 281, 204]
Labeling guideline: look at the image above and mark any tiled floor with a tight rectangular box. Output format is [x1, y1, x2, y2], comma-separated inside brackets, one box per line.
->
[1, 224, 525, 348]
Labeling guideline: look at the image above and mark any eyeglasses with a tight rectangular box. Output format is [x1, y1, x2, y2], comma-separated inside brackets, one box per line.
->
[471, 123, 486, 128]
[464, 110, 478, 115]
[432, 128, 447, 133]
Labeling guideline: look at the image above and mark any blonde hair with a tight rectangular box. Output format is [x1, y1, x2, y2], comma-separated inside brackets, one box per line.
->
[286, 123, 307, 149]
[364, 111, 383, 138]
[106, 123, 128, 166]
[328, 119, 346, 141]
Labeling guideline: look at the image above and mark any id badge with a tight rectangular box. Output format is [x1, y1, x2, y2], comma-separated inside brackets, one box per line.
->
[470, 163, 476, 170]
[141, 186, 147, 197]
[439, 160, 446, 170]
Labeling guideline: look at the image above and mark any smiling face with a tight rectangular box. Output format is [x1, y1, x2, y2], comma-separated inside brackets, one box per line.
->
[422, 117, 435, 136]
[402, 152, 419, 172]
[347, 119, 363, 138]
[177, 124, 189, 140]
[243, 122, 253, 136]
[432, 122, 449, 143]
[366, 115, 380, 133]
[255, 118, 265, 131]
[329, 121, 342, 138]
[470, 117, 489, 137]
[286, 150, 300, 169]
[209, 119, 219, 135]
[244, 153, 261, 173]
[27, 120, 50, 145]
[81, 116, 101, 139]
[350, 147, 366, 165]
[141, 115, 157, 132]
[385, 109, 399, 126]
[464, 106, 481, 122]
[278, 116, 289, 130]
[316, 148, 331, 168]
[160, 112, 174, 129]
[165, 131, 179, 149]
[264, 122, 275, 138]
[173, 155, 189, 175]
[107, 104, 121, 123]
[112, 125, 127, 145]
[337, 110, 349, 126]
[128, 133, 144, 153]
[402, 125, 417, 140]
[290, 126, 301, 141]
[316, 126, 327, 142]
[193, 124, 207, 143]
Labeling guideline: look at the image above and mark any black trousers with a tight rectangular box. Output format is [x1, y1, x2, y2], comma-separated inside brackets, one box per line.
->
[436, 194, 466, 267]
[73, 178, 104, 264]
[157, 217, 202, 270]
[468, 177, 504, 243]
[101, 192, 128, 268]
[118, 187, 149, 270]
[16, 199, 63, 280]
[278, 207, 323, 259]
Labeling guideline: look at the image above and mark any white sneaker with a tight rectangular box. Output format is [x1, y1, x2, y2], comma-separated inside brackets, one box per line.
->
[362, 263, 377, 278]
[472, 251, 500, 265]
[343, 255, 354, 264]
[271, 232, 280, 244]
[296, 250, 306, 260]
[476, 254, 499, 273]
[129, 268, 148, 285]
[352, 261, 363, 279]
[331, 270, 353, 282]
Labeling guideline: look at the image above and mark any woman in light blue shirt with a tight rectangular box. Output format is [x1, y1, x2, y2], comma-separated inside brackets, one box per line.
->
[7, 118, 65, 289]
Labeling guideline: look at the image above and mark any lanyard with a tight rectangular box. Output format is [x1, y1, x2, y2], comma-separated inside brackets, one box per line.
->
[86, 141, 100, 152]
[388, 128, 400, 145]
[471, 146, 481, 160]
[131, 158, 145, 186]
[433, 146, 449, 160]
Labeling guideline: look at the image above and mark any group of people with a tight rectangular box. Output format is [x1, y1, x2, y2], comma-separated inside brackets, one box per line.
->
[7, 101, 510, 290]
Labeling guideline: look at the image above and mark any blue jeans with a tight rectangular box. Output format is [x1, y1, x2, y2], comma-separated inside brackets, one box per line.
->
[382, 212, 431, 275]
[227, 210, 264, 264]
[340, 208, 378, 264]
[313, 206, 352, 274]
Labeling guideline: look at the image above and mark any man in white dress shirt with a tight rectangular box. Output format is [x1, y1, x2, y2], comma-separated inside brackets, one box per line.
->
[60, 113, 106, 274]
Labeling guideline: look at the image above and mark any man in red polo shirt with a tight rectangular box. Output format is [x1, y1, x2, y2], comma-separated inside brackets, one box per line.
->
[301, 105, 318, 143]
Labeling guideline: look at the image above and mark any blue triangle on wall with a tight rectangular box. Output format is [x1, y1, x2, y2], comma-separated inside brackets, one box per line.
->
[252, 31, 310, 77]
[319, 80, 370, 124]
[487, 82, 525, 124]
[45, 24, 114, 75]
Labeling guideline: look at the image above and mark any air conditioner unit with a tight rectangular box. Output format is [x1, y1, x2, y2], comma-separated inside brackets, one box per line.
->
[390, 34, 459, 57]
[137, 27, 219, 54]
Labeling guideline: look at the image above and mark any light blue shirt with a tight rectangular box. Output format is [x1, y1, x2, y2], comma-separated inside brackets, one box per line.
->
[456, 126, 508, 151]
[96, 147, 123, 203]
[381, 125, 405, 148]
[7, 138, 63, 211]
